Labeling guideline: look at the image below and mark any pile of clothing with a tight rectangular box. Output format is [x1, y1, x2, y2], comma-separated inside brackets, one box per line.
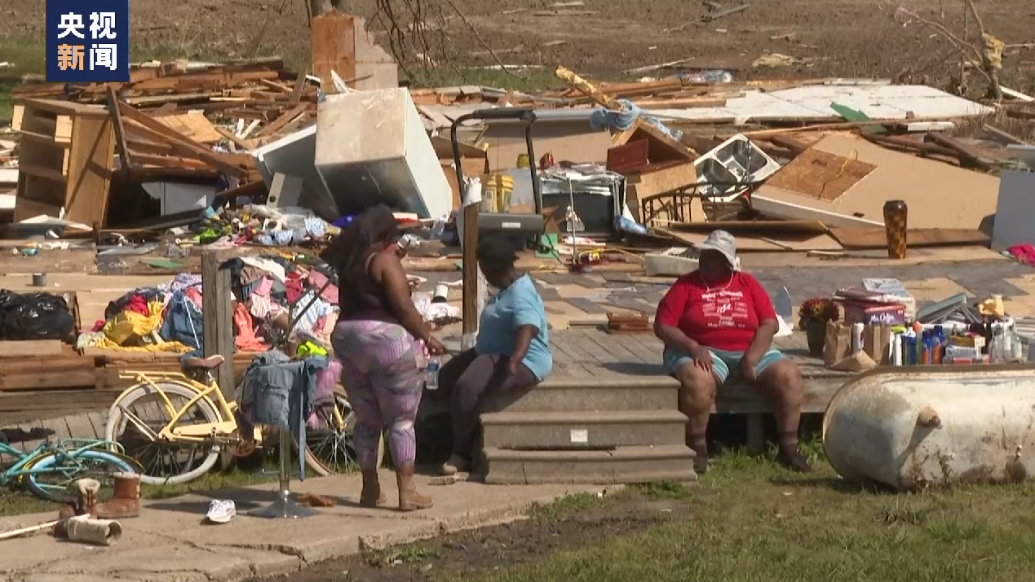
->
[77, 254, 343, 356]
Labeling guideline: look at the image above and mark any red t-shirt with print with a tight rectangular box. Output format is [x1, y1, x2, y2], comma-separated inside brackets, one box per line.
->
[655, 271, 776, 352]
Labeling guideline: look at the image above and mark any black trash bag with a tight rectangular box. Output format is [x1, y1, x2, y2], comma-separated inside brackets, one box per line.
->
[0, 290, 77, 342]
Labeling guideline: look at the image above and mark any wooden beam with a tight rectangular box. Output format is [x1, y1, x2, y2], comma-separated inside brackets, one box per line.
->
[106, 86, 133, 170]
[116, 100, 249, 177]
[288, 70, 307, 105]
[17, 162, 66, 182]
[924, 133, 994, 170]
[254, 102, 307, 138]
[129, 152, 216, 171]
[259, 78, 293, 93]
[215, 126, 253, 151]
[554, 66, 624, 110]
[149, 103, 180, 116]
[201, 252, 235, 400]
[125, 136, 176, 156]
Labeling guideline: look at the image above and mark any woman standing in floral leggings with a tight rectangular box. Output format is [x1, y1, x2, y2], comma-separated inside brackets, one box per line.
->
[323, 205, 446, 511]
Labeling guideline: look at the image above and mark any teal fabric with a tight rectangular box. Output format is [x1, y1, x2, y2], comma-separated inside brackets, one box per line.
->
[663, 347, 784, 384]
[476, 274, 552, 380]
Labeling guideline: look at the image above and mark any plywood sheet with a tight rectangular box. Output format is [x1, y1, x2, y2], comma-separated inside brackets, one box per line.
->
[764, 148, 876, 201]
[648, 84, 994, 124]
[830, 227, 991, 249]
[156, 111, 223, 144]
[754, 134, 1000, 230]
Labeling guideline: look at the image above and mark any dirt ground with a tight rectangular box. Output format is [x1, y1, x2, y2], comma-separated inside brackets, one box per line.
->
[1, 0, 1032, 91]
[258, 487, 692, 582]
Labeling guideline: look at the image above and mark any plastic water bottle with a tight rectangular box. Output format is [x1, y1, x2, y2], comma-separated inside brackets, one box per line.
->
[426, 358, 440, 390]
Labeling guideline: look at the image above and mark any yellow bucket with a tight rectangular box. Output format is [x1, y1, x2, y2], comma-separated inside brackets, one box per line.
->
[482, 173, 514, 213]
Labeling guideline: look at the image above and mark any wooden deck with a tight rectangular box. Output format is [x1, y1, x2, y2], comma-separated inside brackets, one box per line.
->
[0, 412, 108, 465]
[544, 329, 850, 413]
[0, 329, 852, 458]
[542, 329, 851, 453]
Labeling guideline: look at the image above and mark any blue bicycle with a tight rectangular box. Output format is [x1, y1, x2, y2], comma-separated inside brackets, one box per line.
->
[0, 438, 142, 503]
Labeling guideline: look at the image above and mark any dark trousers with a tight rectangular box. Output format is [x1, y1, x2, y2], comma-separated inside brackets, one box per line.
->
[438, 349, 539, 462]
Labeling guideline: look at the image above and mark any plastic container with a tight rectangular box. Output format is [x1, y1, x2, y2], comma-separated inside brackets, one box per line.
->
[426, 358, 440, 390]
[482, 173, 514, 213]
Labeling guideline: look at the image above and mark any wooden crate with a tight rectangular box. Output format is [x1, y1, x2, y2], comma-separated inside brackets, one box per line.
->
[12, 98, 116, 225]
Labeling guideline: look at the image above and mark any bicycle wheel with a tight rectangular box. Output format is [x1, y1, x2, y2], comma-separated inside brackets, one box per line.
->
[25, 449, 138, 503]
[105, 381, 221, 485]
[302, 393, 385, 476]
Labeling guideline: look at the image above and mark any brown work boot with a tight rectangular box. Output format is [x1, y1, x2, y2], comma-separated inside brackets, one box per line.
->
[396, 465, 432, 512]
[359, 469, 387, 508]
[96, 473, 141, 519]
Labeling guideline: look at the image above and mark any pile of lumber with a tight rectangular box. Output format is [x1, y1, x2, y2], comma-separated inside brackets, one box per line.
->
[12, 58, 320, 151]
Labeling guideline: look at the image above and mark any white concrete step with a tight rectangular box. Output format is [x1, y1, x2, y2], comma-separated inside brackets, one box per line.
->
[480, 410, 687, 449]
[482, 445, 698, 485]
[492, 377, 679, 413]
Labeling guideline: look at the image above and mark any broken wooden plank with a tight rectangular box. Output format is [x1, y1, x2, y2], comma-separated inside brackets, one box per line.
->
[215, 127, 253, 151]
[983, 124, 1030, 145]
[289, 71, 306, 105]
[259, 78, 292, 93]
[924, 133, 994, 170]
[254, 102, 308, 138]
[107, 86, 133, 170]
[117, 100, 250, 177]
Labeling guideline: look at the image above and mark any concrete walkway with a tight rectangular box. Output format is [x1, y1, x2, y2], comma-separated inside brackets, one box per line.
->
[0, 472, 602, 582]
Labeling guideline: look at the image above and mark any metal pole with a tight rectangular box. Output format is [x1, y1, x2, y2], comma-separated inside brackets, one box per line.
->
[249, 429, 317, 519]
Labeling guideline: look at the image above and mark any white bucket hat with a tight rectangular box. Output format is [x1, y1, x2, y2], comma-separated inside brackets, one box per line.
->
[695, 230, 738, 269]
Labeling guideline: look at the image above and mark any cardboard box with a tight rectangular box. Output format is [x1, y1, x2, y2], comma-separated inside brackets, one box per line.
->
[844, 300, 906, 326]
[825, 321, 892, 367]
[863, 324, 892, 365]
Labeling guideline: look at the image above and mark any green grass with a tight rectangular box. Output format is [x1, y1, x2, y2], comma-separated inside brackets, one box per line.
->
[457, 449, 1035, 582]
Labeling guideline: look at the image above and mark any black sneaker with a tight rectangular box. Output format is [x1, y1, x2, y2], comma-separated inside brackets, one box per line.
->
[776, 449, 813, 473]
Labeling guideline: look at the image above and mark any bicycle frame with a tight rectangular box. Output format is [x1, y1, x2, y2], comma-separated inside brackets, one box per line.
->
[0, 439, 127, 484]
[113, 370, 346, 446]
[115, 370, 237, 444]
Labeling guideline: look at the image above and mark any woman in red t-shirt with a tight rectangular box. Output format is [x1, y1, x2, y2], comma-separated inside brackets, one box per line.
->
[654, 230, 810, 475]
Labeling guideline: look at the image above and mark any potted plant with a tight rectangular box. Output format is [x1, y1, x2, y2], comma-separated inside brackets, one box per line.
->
[799, 298, 840, 356]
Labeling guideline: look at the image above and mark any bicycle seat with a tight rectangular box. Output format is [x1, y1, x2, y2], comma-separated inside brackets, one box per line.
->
[181, 355, 225, 370]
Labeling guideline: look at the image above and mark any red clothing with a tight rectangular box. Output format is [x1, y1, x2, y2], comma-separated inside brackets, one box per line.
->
[655, 271, 776, 352]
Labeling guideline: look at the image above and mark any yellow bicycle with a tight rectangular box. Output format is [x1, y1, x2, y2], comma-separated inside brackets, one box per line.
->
[104, 354, 383, 485]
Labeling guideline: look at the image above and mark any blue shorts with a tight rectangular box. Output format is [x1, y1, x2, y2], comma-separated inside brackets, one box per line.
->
[663, 347, 785, 385]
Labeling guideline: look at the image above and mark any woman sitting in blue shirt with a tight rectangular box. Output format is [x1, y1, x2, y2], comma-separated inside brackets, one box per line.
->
[436, 235, 552, 475]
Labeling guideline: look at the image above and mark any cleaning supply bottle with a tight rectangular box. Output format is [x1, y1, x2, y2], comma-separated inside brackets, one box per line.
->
[1011, 324, 1023, 362]
[903, 334, 918, 365]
